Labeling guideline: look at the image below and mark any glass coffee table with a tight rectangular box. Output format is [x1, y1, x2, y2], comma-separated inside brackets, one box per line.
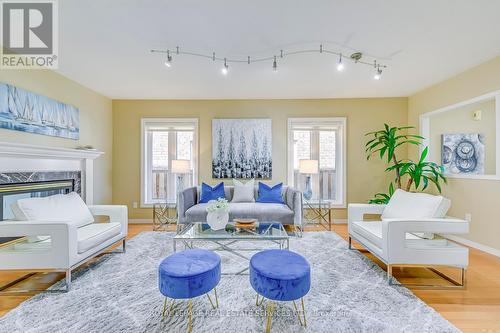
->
[173, 221, 290, 275]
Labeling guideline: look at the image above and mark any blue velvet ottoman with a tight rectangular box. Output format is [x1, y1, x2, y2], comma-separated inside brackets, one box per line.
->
[158, 249, 221, 331]
[250, 249, 310, 332]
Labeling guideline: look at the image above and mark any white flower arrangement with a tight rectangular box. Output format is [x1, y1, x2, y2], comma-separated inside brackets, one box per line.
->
[206, 198, 230, 213]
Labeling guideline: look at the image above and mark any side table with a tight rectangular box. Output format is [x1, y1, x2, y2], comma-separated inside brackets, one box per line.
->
[303, 199, 332, 231]
[153, 202, 177, 231]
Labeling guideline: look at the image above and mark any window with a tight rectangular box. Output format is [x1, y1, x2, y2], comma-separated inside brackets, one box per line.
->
[287, 118, 346, 207]
[141, 118, 198, 206]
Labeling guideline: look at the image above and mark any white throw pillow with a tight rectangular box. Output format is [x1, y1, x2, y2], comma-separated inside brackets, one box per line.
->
[231, 179, 255, 203]
[381, 189, 450, 220]
[12, 192, 94, 228]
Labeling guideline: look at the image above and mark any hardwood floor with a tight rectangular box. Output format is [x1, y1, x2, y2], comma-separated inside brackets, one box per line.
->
[1, 223, 499, 332]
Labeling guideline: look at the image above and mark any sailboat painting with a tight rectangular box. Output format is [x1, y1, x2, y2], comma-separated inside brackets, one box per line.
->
[0, 83, 79, 140]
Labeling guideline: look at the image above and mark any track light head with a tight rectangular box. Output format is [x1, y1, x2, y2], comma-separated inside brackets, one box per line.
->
[164, 51, 172, 67]
[336, 54, 344, 71]
[273, 56, 277, 72]
[221, 58, 229, 75]
[374, 67, 382, 80]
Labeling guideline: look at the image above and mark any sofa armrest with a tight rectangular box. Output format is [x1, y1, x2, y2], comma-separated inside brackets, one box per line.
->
[382, 217, 467, 224]
[0, 220, 78, 269]
[348, 203, 386, 224]
[382, 218, 469, 265]
[88, 205, 128, 236]
[177, 187, 197, 223]
[285, 187, 303, 227]
[382, 218, 469, 235]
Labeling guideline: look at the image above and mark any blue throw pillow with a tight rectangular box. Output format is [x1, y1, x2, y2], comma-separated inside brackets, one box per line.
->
[199, 182, 225, 203]
[256, 182, 284, 204]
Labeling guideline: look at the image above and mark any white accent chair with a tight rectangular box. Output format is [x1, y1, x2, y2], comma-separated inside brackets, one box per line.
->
[0, 193, 128, 294]
[348, 189, 469, 288]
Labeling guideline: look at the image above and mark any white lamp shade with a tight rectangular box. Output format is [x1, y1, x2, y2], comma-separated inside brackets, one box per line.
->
[299, 159, 319, 174]
[171, 160, 191, 174]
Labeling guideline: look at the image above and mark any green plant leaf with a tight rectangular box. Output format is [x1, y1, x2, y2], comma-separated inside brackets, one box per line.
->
[419, 147, 428, 163]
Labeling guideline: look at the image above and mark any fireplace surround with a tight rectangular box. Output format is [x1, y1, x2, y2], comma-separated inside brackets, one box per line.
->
[0, 142, 103, 204]
[0, 142, 103, 247]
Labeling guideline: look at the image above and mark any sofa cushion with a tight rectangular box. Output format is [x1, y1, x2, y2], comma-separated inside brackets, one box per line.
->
[231, 179, 255, 203]
[77, 222, 121, 254]
[351, 221, 422, 249]
[256, 182, 285, 204]
[195, 185, 290, 205]
[12, 192, 94, 228]
[199, 182, 225, 203]
[381, 189, 451, 220]
[351, 221, 384, 248]
[185, 203, 294, 225]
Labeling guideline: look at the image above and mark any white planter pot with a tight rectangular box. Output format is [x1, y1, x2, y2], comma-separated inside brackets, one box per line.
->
[207, 211, 229, 230]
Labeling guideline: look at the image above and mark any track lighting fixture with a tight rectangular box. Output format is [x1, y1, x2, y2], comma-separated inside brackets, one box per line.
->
[151, 45, 388, 79]
[336, 54, 344, 71]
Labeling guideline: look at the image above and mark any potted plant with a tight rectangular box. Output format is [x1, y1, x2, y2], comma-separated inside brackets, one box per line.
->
[206, 198, 230, 230]
[365, 124, 447, 203]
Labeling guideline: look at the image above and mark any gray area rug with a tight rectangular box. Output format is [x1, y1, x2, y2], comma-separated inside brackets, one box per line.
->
[0, 231, 459, 332]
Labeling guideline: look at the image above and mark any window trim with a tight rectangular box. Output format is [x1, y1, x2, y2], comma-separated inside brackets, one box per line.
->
[287, 117, 347, 208]
[141, 118, 199, 207]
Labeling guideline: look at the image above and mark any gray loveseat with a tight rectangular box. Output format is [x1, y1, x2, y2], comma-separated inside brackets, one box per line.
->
[177, 185, 303, 229]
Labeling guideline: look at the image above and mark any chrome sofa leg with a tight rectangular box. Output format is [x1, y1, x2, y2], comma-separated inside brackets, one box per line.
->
[387, 264, 393, 285]
[65, 269, 72, 292]
[388, 265, 466, 289]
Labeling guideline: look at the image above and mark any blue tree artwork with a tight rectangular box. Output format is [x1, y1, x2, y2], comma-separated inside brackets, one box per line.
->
[0, 83, 80, 140]
[212, 119, 272, 179]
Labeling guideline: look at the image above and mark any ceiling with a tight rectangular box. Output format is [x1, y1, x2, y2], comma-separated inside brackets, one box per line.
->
[57, 0, 500, 99]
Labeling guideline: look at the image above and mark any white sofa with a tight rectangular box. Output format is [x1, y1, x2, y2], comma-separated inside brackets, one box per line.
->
[0, 193, 128, 293]
[348, 189, 469, 288]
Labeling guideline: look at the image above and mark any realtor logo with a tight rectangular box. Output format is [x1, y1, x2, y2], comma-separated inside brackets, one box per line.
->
[1, 0, 58, 69]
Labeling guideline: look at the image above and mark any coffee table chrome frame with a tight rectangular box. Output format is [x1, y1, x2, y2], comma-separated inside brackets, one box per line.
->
[173, 223, 290, 275]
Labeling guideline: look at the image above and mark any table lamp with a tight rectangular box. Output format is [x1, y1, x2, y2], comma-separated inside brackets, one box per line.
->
[171, 159, 191, 193]
[299, 159, 319, 200]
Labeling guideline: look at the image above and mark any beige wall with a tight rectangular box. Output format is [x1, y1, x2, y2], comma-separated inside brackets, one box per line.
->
[112, 98, 408, 219]
[429, 99, 496, 174]
[0, 70, 113, 204]
[409, 56, 500, 251]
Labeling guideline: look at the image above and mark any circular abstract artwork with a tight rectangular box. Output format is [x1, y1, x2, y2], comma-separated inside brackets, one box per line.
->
[441, 133, 484, 175]
[442, 145, 453, 164]
[456, 140, 475, 159]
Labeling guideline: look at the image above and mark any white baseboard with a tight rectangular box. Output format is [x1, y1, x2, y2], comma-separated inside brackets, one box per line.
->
[129, 219, 153, 224]
[443, 234, 500, 258]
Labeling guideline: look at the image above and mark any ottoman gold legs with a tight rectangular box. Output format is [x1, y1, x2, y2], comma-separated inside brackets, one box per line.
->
[292, 298, 307, 327]
[256, 294, 307, 332]
[188, 300, 192, 333]
[162, 298, 176, 318]
[265, 301, 275, 333]
[161, 288, 219, 333]
[256, 293, 265, 306]
[206, 287, 219, 309]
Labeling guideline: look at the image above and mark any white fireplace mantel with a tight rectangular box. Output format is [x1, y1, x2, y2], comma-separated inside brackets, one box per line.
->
[0, 142, 104, 204]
